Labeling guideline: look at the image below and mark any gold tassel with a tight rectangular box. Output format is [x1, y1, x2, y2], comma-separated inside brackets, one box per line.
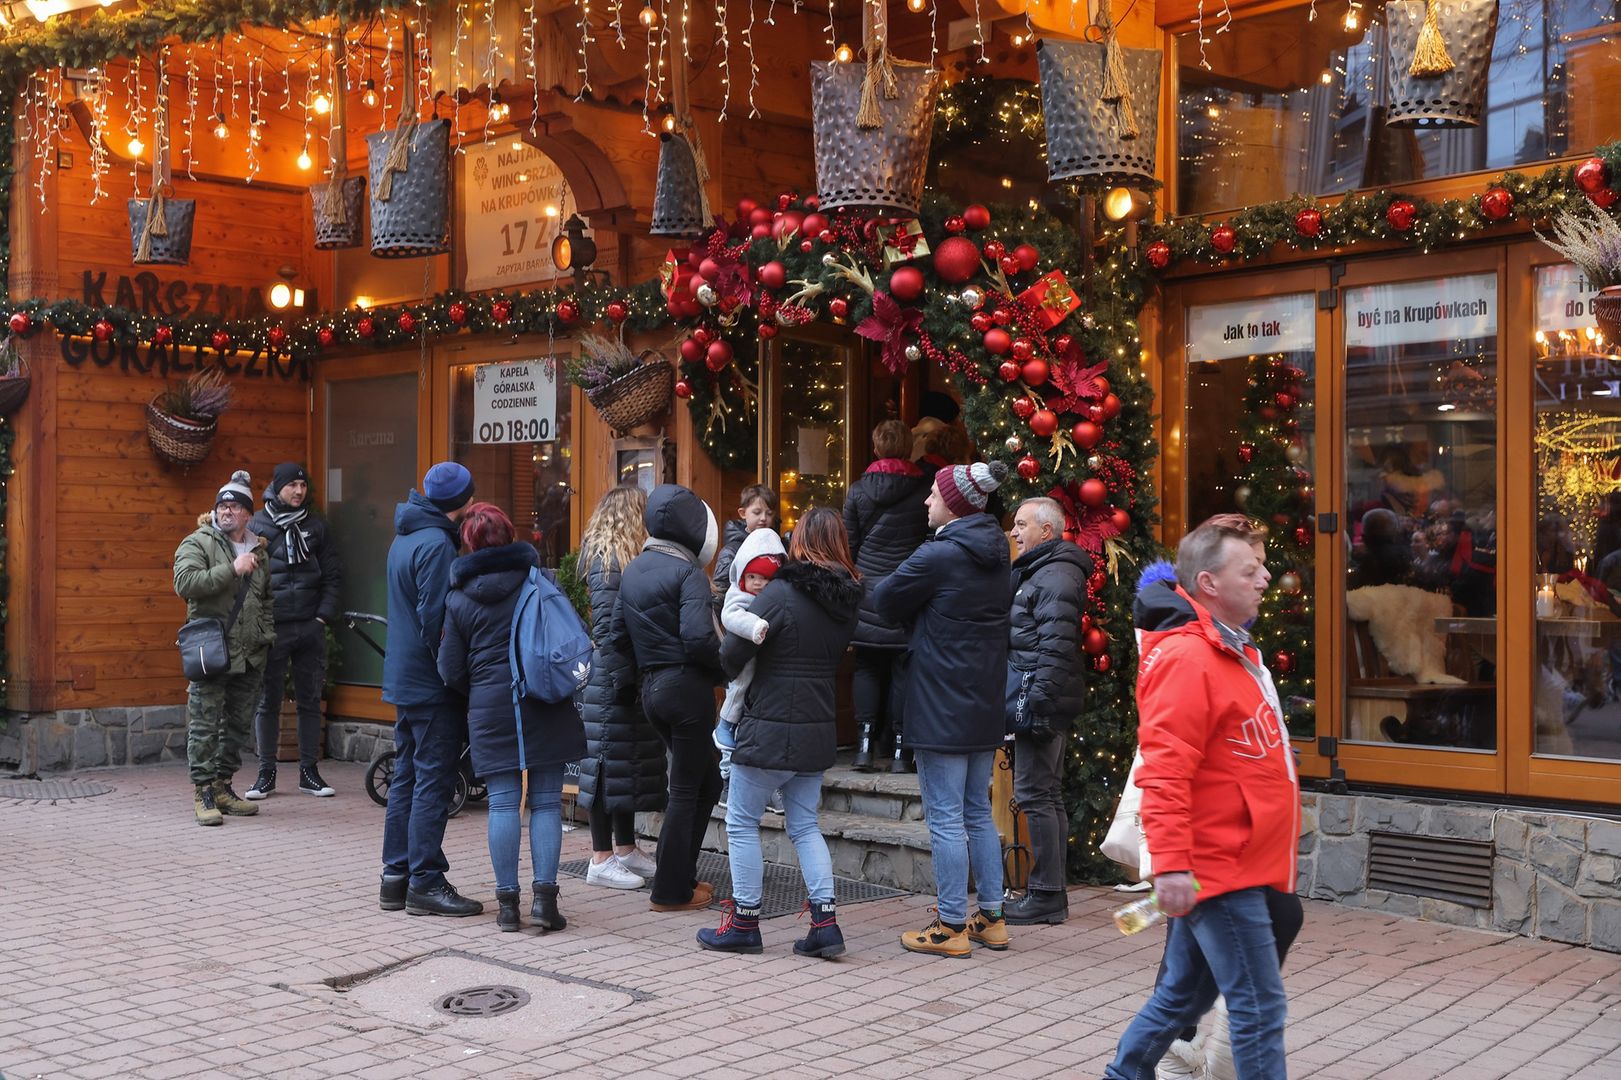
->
[317, 177, 348, 224]
[376, 120, 416, 202]
[1098, 2, 1140, 141]
[1409, 0, 1456, 78]
[135, 190, 168, 264]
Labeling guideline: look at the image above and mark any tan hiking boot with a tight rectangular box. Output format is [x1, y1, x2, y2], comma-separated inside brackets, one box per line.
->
[212, 780, 260, 816]
[194, 784, 223, 826]
[967, 908, 1009, 950]
[900, 917, 972, 958]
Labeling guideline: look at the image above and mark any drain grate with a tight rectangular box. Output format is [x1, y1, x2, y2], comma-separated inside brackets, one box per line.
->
[432, 984, 531, 1018]
[558, 850, 909, 919]
[0, 778, 114, 801]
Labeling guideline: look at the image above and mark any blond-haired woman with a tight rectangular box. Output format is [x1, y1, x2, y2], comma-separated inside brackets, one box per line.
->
[577, 486, 667, 889]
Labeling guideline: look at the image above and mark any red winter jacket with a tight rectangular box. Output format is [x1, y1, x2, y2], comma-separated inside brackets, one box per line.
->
[1132, 580, 1300, 904]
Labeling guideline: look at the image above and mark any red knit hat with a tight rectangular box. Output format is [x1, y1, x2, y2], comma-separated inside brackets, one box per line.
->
[935, 460, 1010, 518]
[741, 553, 782, 581]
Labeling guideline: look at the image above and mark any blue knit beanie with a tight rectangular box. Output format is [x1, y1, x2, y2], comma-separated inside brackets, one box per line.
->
[423, 461, 474, 512]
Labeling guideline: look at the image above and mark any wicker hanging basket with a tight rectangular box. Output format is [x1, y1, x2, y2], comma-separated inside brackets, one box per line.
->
[0, 373, 30, 417]
[586, 356, 674, 434]
[1385, 0, 1499, 128]
[811, 58, 940, 217]
[1036, 38, 1161, 186]
[1595, 287, 1621, 346]
[145, 402, 218, 468]
[650, 133, 707, 239]
[312, 176, 367, 250]
[367, 118, 453, 258]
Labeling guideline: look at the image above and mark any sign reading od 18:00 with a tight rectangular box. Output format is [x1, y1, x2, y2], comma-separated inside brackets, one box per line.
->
[471, 359, 558, 445]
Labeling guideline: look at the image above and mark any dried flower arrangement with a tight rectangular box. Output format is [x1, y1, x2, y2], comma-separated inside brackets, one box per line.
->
[1537, 203, 1621, 289]
[153, 367, 234, 423]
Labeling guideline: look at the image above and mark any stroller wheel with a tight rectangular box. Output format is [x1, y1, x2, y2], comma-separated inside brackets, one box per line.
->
[365, 751, 397, 807]
[448, 772, 470, 818]
[466, 782, 488, 804]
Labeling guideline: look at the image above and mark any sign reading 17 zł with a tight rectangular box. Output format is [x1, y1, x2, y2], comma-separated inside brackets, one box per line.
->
[461, 138, 567, 293]
[472, 360, 557, 445]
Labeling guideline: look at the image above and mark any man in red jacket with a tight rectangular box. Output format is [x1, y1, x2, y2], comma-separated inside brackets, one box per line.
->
[1105, 514, 1301, 1080]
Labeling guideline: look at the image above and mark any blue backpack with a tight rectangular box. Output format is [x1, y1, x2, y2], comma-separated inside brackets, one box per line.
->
[508, 567, 594, 709]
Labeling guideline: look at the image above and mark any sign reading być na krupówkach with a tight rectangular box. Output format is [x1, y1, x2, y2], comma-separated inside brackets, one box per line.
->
[472, 360, 558, 445]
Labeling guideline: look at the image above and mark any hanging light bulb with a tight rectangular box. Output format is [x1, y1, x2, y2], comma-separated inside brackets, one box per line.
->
[212, 113, 229, 140]
[297, 143, 313, 170]
[907, 0, 925, 10]
[312, 91, 332, 115]
[834, 43, 854, 63]
[126, 135, 144, 157]
[662, 113, 677, 132]
[638, 1, 657, 27]
[362, 78, 379, 108]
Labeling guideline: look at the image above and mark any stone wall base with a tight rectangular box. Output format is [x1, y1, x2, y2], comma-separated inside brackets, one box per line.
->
[325, 720, 394, 763]
[1, 708, 192, 774]
[1299, 791, 1621, 953]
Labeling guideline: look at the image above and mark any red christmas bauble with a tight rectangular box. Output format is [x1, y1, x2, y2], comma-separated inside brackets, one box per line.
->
[1000, 254, 1022, 276]
[819, 229, 835, 244]
[705, 339, 733, 370]
[962, 204, 992, 230]
[889, 266, 926, 302]
[697, 258, 722, 283]
[803, 195, 820, 211]
[991, 306, 1013, 326]
[1294, 208, 1323, 238]
[92, 319, 115, 343]
[984, 328, 1013, 355]
[448, 301, 468, 325]
[209, 328, 231, 351]
[1276, 392, 1294, 410]
[1029, 408, 1058, 437]
[998, 361, 1020, 382]
[397, 311, 417, 333]
[1110, 507, 1131, 534]
[1054, 334, 1075, 357]
[1079, 478, 1108, 508]
[801, 213, 829, 237]
[1145, 240, 1172, 270]
[1237, 442, 1255, 464]
[1011, 338, 1036, 363]
[1294, 525, 1312, 546]
[1087, 403, 1106, 423]
[983, 240, 1007, 262]
[757, 261, 787, 291]
[1591, 187, 1619, 210]
[829, 297, 849, 320]
[737, 197, 758, 220]
[556, 299, 580, 323]
[1082, 626, 1108, 655]
[317, 327, 335, 347]
[491, 301, 512, 323]
[933, 236, 981, 284]
[1020, 358, 1048, 385]
[357, 316, 376, 338]
[748, 207, 773, 227]
[1272, 650, 1296, 676]
[673, 378, 693, 400]
[679, 337, 703, 363]
[1211, 225, 1237, 254]
[1081, 614, 1093, 634]
[152, 324, 173, 346]
[759, 322, 779, 340]
[1095, 376, 1111, 397]
[1017, 454, 1041, 480]
[1481, 187, 1514, 221]
[1072, 421, 1102, 449]
[771, 211, 805, 240]
[1089, 569, 1108, 592]
[777, 193, 793, 211]
[800, 239, 814, 253]
[1576, 157, 1610, 195]
[971, 312, 994, 333]
[1386, 199, 1418, 231]
[7, 311, 31, 336]
[1011, 397, 1036, 420]
[1101, 393, 1121, 420]
[268, 326, 288, 349]
[693, 326, 714, 346]
[606, 300, 628, 323]
[1014, 244, 1040, 271]
[751, 223, 771, 240]
[945, 216, 966, 234]
[1093, 653, 1112, 673]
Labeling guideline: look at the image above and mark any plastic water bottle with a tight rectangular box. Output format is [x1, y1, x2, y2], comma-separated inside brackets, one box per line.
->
[1112, 893, 1164, 935]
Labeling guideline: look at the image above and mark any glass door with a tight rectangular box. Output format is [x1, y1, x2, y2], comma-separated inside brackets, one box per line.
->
[760, 325, 865, 532]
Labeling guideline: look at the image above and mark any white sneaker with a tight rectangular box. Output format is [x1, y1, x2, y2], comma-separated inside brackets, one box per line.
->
[585, 855, 645, 891]
[1156, 1039, 1206, 1079]
[618, 848, 657, 878]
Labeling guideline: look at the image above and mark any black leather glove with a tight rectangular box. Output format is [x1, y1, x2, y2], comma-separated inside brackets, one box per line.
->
[1027, 714, 1055, 741]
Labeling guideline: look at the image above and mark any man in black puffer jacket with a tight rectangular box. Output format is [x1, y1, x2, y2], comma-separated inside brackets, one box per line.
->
[843, 420, 929, 772]
[1004, 497, 1090, 926]
[246, 463, 342, 801]
[607, 484, 723, 912]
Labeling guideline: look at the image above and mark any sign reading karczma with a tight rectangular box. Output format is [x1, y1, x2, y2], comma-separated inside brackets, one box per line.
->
[472, 360, 557, 445]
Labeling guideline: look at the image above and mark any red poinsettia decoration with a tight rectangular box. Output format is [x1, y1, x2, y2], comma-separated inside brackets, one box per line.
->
[1047, 482, 1125, 553]
[1045, 347, 1111, 416]
[855, 291, 924, 375]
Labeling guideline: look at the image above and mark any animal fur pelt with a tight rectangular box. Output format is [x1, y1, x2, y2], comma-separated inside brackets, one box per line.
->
[1345, 584, 1462, 685]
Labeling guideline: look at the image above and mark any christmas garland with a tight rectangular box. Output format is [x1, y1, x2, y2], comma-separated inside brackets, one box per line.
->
[1144, 144, 1621, 271]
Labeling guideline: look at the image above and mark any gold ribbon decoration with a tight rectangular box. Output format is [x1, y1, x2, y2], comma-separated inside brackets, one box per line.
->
[1409, 0, 1457, 78]
[856, 0, 898, 131]
[1097, 0, 1140, 141]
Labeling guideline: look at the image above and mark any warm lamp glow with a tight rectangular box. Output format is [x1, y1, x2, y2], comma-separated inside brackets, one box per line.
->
[126, 135, 144, 156]
[296, 146, 313, 170]
[362, 79, 379, 107]
[211, 114, 229, 139]
[268, 283, 293, 310]
[638, 2, 657, 26]
[312, 92, 331, 115]
[907, 0, 925, 10]
[834, 43, 854, 63]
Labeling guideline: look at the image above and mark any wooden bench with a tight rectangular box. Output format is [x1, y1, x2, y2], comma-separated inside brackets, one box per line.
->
[1345, 617, 1494, 748]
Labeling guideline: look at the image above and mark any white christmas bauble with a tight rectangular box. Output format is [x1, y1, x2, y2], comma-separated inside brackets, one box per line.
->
[696, 284, 718, 306]
[960, 287, 983, 308]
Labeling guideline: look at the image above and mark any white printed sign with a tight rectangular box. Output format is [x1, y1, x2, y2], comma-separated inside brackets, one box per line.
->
[1535, 263, 1603, 333]
[460, 139, 567, 292]
[471, 360, 557, 445]
[1186, 293, 1316, 362]
[1344, 272, 1497, 349]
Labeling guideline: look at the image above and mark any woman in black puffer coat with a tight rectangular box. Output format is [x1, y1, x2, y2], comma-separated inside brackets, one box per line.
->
[576, 486, 666, 891]
[842, 420, 929, 772]
[438, 504, 586, 934]
[696, 507, 863, 958]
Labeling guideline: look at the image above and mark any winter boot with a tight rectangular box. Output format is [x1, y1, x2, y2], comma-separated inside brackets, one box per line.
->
[1203, 997, 1234, 1080]
[853, 722, 876, 771]
[245, 766, 276, 800]
[379, 874, 407, 912]
[496, 888, 523, 932]
[1004, 888, 1069, 925]
[531, 883, 567, 932]
[212, 779, 259, 816]
[966, 907, 1009, 950]
[193, 783, 223, 827]
[899, 915, 971, 958]
[793, 900, 845, 959]
[696, 900, 763, 954]
[1155, 1039, 1206, 1079]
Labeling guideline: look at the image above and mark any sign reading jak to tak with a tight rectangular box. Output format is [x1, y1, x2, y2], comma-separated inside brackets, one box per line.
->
[1185, 293, 1315, 362]
[471, 360, 558, 445]
[1344, 273, 1498, 349]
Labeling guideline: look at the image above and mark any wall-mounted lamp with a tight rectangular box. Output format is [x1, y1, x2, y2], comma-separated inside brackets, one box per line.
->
[267, 265, 306, 311]
[551, 214, 598, 285]
[1103, 186, 1150, 223]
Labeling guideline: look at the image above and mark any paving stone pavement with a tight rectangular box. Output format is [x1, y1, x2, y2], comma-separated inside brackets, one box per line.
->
[3, 762, 1620, 1079]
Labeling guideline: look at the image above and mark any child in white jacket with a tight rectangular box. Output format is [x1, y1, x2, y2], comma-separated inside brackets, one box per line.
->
[715, 527, 787, 759]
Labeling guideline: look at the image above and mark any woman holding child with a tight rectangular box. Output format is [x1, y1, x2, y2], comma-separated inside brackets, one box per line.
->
[697, 506, 863, 958]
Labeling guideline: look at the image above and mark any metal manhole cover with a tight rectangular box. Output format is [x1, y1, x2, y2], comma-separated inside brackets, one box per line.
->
[0, 778, 114, 800]
[432, 984, 530, 1018]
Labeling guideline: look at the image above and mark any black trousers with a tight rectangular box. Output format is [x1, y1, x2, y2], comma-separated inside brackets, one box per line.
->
[1165, 885, 1305, 1041]
[589, 802, 637, 851]
[254, 618, 326, 769]
[640, 665, 723, 905]
[852, 648, 904, 750]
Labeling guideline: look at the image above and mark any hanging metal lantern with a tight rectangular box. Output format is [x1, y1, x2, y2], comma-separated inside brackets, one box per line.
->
[1385, 0, 1499, 128]
[650, 132, 707, 238]
[129, 53, 194, 265]
[367, 118, 453, 258]
[312, 176, 367, 250]
[810, 57, 940, 217]
[1036, 37, 1160, 187]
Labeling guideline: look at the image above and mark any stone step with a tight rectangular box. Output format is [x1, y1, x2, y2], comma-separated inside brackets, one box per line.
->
[818, 761, 924, 823]
[699, 806, 935, 894]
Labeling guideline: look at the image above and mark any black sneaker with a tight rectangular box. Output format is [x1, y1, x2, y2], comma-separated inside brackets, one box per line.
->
[245, 767, 276, 800]
[406, 881, 485, 917]
[299, 765, 336, 797]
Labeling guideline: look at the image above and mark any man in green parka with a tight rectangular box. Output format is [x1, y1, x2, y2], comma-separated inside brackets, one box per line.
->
[174, 470, 277, 826]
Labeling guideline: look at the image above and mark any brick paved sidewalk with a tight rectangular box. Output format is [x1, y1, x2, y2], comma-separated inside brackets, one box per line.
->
[2, 762, 1619, 1080]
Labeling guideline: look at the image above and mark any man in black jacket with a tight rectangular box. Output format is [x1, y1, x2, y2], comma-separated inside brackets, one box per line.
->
[1004, 497, 1090, 925]
[246, 463, 342, 800]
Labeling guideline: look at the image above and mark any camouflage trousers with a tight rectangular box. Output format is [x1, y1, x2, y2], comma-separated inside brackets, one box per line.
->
[187, 666, 265, 787]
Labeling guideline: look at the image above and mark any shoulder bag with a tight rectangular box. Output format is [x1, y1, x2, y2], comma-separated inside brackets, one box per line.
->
[176, 574, 253, 681]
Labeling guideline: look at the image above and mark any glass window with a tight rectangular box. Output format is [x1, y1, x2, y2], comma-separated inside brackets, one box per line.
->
[1176, 0, 1621, 215]
[325, 372, 419, 686]
[1185, 294, 1319, 737]
[1532, 263, 1621, 762]
[772, 337, 849, 533]
[1341, 272, 1498, 750]
[450, 358, 573, 567]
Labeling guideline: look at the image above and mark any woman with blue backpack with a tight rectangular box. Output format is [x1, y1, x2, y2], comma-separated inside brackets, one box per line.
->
[438, 502, 587, 933]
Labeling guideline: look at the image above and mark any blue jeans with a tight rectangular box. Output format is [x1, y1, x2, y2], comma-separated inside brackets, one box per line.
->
[913, 749, 1002, 924]
[484, 765, 566, 892]
[381, 703, 462, 891]
[1105, 887, 1289, 1080]
[725, 764, 832, 908]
